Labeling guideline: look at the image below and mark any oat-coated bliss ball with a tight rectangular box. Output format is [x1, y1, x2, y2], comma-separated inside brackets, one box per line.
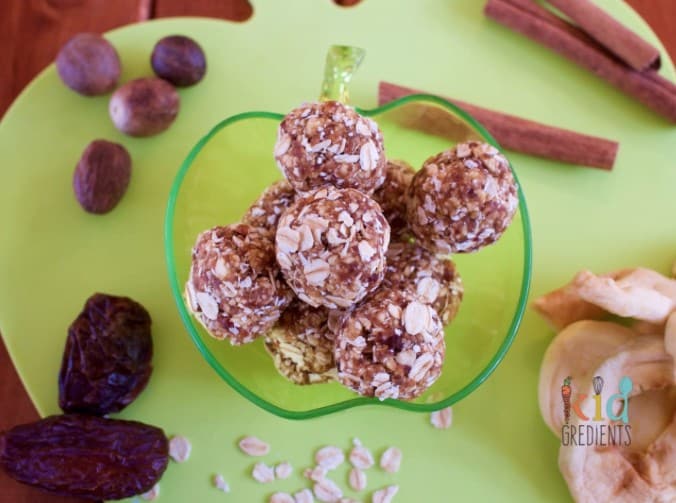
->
[186, 224, 293, 345]
[242, 180, 296, 236]
[384, 241, 463, 324]
[334, 289, 445, 401]
[372, 159, 415, 241]
[274, 101, 386, 195]
[264, 299, 338, 385]
[276, 186, 390, 309]
[407, 141, 518, 254]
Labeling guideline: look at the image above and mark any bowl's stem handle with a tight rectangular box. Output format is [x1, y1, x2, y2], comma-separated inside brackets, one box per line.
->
[319, 45, 366, 103]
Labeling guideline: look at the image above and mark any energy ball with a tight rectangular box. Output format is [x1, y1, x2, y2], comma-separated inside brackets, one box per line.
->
[242, 180, 296, 237]
[407, 141, 518, 254]
[384, 242, 463, 324]
[264, 300, 337, 385]
[274, 101, 386, 195]
[372, 159, 415, 241]
[56, 33, 121, 96]
[334, 289, 445, 401]
[275, 186, 390, 309]
[186, 224, 293, 345]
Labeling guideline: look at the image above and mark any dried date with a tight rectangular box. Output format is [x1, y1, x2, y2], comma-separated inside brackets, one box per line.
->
[0, 414, 169, 500]
[59, 293, 153, 415]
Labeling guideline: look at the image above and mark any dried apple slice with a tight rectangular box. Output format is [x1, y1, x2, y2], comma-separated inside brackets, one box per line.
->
[534, 268, 676, 329]
[627, 388, 676, 453]
[630, 319, 665, 336]
[533, 270, 631, 330]
[538, 320, 635, 436]
[615, 268, 676, 302]
[666, 312, 676, 381]
[639, 410, 676, 495]
[574, 270, 674, 324]
[558, 335, 675, 503]
[532, 286, 607, 331]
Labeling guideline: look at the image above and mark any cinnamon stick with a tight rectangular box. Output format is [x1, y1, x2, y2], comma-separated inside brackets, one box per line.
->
[378, 81, 619, 170]
[484, 0, 676, 123]
[547, 0, 660, 71]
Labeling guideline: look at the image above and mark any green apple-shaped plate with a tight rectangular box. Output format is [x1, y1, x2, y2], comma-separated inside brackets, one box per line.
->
[165, 46, 532, 419]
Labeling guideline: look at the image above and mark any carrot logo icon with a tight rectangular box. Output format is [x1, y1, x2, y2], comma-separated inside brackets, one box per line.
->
[562, 376, 572, 424]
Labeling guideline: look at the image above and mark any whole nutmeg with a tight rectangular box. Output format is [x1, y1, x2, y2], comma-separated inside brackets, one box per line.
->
[56, 33, 121, 96]
[73, 140, 132, 214]
[151, 35, 207, 87]
[109, 78, 180, 137]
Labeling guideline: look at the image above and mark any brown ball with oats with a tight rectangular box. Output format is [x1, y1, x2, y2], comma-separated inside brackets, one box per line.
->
[274, 101, 386, 195]
[242, 180, 296, 237]
[186, 224, 293, 345]
[264, 299, 338, 385]
[334, 289, 445, 401]
[407, 141, 518, 254]
[384, 241, 463, 324]
[275, 186, 390, 310]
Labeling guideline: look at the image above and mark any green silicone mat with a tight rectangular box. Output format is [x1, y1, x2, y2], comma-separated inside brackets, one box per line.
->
[0, 0, 674, 501]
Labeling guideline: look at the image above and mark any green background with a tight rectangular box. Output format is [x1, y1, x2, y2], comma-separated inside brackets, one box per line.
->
[0, 0, 674, 501]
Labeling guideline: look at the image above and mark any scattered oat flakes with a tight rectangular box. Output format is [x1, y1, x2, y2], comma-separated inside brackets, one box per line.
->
[238, 436, 270, 457]
[275, 461, 293, 480]
[168, 435, 191, 463]
[212, 473, 230, 493]
[349, 444, 374, 470]
[304, 465, 328, 482]
[295, 488, 315, 503]
[430, 407, 453, 429]
[252, 462, 276, 483]
[315, 446, 345, 470]
[372, 485, 399, 503]
[314, 478, 343, 502]
[348, 467, 367, 491]
[270, 492, 295, 503]
[141, 483, 160, 501]
[379, 447, 402, 473]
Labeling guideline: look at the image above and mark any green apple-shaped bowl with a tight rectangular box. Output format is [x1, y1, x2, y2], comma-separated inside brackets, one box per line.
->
[164, 47, 532, 419]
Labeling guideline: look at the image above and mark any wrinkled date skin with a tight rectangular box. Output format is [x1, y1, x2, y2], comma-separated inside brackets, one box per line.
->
[0, 414, 168, 500]
[59, 293, 153, 415]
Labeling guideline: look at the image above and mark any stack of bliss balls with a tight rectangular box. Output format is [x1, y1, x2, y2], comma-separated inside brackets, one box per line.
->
[186, 100, 518, 401]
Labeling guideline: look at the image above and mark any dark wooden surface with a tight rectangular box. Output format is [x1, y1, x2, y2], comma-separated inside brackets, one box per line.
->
[0, 0, 675, 501]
